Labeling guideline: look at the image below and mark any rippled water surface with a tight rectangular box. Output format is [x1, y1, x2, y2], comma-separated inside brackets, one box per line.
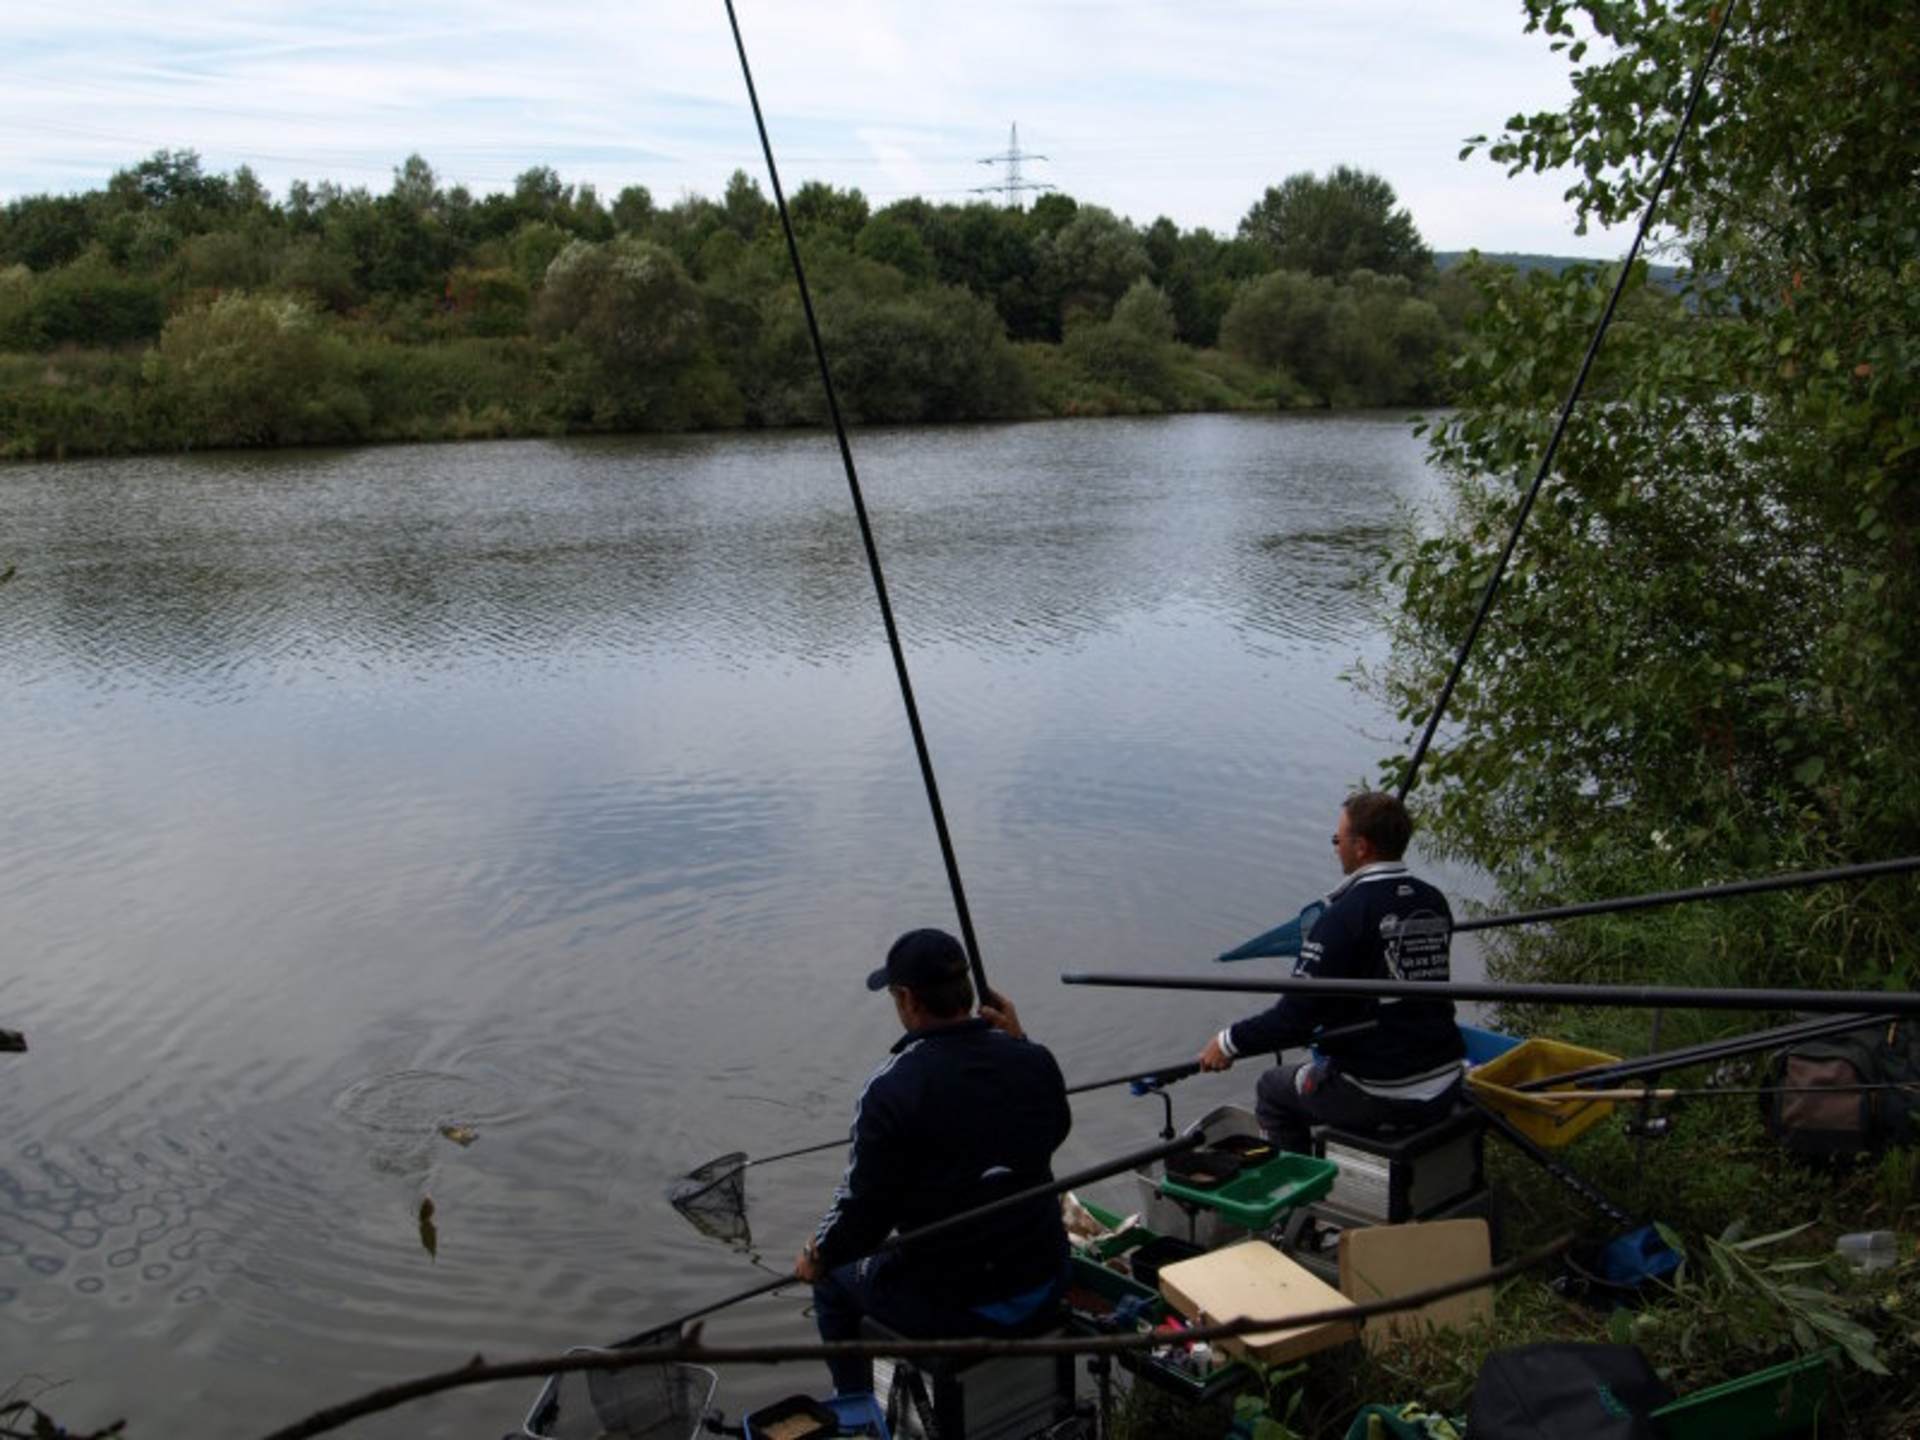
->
[0, 414, 1468, 1435]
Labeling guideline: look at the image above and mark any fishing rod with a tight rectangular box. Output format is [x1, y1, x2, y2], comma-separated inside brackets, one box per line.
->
[722, 0, 990, 1005]
[1395, 0, 1737, 799]
[1533, 1082, 1920, 1104]
[636, 1129, 1204, 1344]
[1061, 971, 1920, 1016]
[677, 1019, 1378, 1203]
[1456, 855, 1920, 935]
[1061, 1018, 1378, 1097]
[1512, 1011, 1884, 1093]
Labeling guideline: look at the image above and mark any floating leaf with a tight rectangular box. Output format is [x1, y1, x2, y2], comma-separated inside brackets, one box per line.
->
[439, 1123, 478, 1147]
[418, 1196, 439, 1259]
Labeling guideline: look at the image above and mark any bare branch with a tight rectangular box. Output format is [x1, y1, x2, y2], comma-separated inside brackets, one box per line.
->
[256, 1236, 1571, 1440]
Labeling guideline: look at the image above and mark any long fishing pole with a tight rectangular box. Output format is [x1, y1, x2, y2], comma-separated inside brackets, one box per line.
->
[1061, 971, 1920, 1016]
[637, 1129, 1204, 1343]
[1534, 1082, 1920, 1103]
[1512, 1011, 1882, 1093]
[1062, 1018, 1378, 1096]
[680, 1019, 1379, 1196]
[722, 0, 990, 1004]
[1457, 855, 1920, 935]
[1395, 0, 1737, 799]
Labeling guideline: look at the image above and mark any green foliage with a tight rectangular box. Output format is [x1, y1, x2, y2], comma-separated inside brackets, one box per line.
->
[446, 266, 531, 338]
[1623, 1223, 1887, 1377]
[144, 293, 368, 446]
[1045, 204, 1151, 327]
[0, 145, 1498, 454]
[535, 237, 709, 424]
[22, 257, 166, 348]
[1378, 0, 1920, 994]
[854, 213, 934, 283]
[1064, 279, 1180, 410]
[1239, 166, 1433, 282]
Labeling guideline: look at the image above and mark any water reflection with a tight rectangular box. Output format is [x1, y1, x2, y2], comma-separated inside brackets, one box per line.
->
[0, 412, 1448, 1437]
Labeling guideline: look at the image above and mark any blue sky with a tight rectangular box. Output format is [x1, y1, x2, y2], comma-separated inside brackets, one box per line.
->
[3, 1, 1620, 256]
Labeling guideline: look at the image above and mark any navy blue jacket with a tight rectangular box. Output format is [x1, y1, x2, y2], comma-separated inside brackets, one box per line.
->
[1226, 861, 1465, 1097]
[813, 1018, 1071, 1304]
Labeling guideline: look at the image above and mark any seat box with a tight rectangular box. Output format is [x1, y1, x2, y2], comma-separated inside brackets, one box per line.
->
[1313, 1107, 1486, 1224]
[868, 1327, 1073, 1440]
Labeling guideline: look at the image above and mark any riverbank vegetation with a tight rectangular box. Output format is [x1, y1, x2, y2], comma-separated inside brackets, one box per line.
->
[1366, 0, 1920, 1431]
[0, 154, 1483, 458]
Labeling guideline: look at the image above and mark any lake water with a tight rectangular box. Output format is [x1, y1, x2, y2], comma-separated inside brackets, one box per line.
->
[0, 413, 1474, 1436]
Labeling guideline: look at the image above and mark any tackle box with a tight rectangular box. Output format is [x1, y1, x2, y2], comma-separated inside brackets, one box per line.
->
[1651, 1348, 1834, 1439]
[1063, 1255, 1247, 1403]
[1134, 1105, 1337, 1245]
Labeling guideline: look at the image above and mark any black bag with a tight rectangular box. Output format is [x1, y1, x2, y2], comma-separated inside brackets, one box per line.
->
[1764, 1019, 1920, 1159]
[1466, 1343, 1673, 1440]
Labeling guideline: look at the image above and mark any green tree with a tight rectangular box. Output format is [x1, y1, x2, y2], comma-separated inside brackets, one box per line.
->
[721, 170, 773, 242]
[611, 184, 655, 234]
[535, 236, 710, 422]
[854, 213, 933, 283]
[1238, 165, 1431, 281]
[23, 256, 166, 347]
[1044, 205, 1150, 326]
[1219, 269, 1335, 390]
[0, 193, 96, 269]
[789, 182, 870, 245]
[1379, 0, 1920, 990]
[1065, 277, 1178, 406]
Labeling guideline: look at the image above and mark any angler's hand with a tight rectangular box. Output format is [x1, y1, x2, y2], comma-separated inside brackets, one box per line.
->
[1198, 1034, 1235, 1072]
[794, 1240, 824, 1284]
[979, 988, 1025, 1040]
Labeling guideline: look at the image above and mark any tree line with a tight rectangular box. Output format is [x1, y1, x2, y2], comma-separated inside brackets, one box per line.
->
[0, 152, 1487, 457]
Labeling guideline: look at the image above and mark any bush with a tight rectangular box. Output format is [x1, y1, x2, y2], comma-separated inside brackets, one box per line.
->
[144, 293, 369, 446]
[26, 257, 167, 348]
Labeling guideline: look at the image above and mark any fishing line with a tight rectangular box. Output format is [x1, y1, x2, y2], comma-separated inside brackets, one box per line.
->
[1396, 0, 1739, 800]
[722, 0, 990, 1001]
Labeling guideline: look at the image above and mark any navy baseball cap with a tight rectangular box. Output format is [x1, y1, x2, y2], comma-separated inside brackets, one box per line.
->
[866, 928, 969, 992]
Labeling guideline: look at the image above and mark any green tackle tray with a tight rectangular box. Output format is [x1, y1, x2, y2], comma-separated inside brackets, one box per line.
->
[1155, 1152, 1338, 1230]
[1064, 1256, 1247, 1403]
[1651, 1348, 1834, 1440]
[1078, 1197, 1155, 1263]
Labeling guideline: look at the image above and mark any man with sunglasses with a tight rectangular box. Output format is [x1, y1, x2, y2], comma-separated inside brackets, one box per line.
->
[1196, 791, 1465, 1151]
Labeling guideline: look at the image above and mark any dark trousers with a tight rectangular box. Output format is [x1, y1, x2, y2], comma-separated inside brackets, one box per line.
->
[1255, 1058, 1460, 1153]
[812, 1252, 1060, 1396]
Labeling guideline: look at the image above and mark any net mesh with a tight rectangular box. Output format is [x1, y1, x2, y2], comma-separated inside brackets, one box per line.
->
[668, 1152, 751, 1244]
[526, 1341, 716, 1440]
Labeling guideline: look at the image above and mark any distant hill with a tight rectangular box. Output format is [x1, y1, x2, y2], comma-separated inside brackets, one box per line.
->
[1436, 250, 1684, 289]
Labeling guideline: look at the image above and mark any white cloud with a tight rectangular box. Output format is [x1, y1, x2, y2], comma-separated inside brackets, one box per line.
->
[1, 0, 1623, 255]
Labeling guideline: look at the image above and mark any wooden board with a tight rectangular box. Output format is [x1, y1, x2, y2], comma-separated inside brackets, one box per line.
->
[1157, 1240, 1358, 1364]
[1337, 1218, 1492, 1352]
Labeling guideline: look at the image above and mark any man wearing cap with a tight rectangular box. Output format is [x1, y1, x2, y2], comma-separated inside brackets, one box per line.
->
[794, 928, 1072, 1397]
[1196, 790, 1465, 1151]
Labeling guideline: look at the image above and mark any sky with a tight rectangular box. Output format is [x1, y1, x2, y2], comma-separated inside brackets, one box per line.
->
[1, 0, 1620, 257]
